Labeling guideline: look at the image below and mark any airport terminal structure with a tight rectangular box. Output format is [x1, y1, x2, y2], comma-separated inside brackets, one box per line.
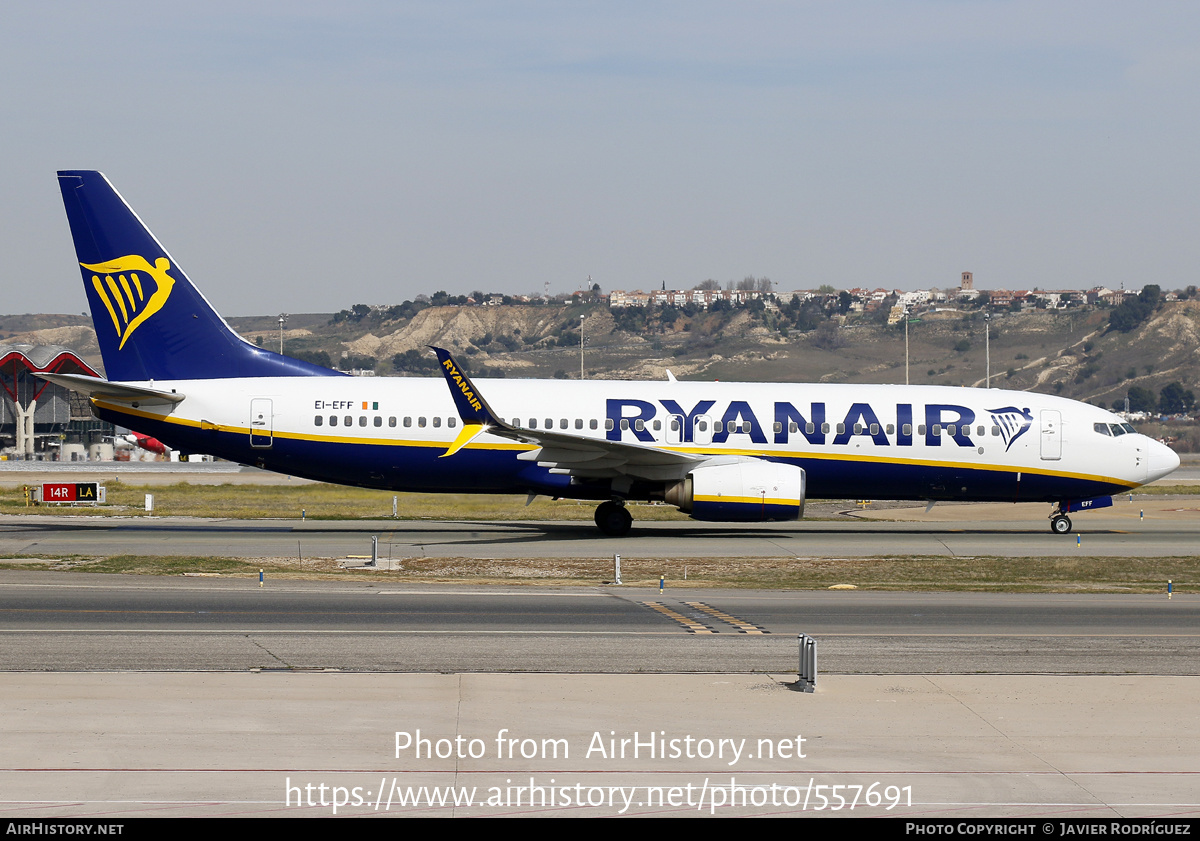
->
[0, 342, 115, 460]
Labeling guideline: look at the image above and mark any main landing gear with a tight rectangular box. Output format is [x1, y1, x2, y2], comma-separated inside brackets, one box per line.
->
[1050, 511, 1072, 534]
[594, 499, 633, 537]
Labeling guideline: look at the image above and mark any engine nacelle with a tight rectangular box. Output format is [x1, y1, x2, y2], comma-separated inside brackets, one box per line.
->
[665, 461, 806, 522]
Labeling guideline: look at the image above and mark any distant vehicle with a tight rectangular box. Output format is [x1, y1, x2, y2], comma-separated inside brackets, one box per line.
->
[42, 170, 1179, 535]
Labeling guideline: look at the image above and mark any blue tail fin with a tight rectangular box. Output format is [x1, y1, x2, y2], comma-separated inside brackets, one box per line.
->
[57, 170, 336, 381]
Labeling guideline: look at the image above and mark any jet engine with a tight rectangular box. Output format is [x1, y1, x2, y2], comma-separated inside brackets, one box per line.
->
[664, 461, 806, 522]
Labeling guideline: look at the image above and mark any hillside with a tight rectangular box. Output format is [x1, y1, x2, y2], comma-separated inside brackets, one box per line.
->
[4, 299, 1196, 424]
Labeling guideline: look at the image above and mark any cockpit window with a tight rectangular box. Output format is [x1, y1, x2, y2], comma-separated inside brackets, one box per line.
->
[1109, 423, 1127, 436]
[1094, 423, 1112, 436]
[1121, 423, 1136, 434]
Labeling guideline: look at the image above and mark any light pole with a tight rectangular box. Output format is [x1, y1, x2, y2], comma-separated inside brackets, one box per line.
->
[904, 305, 910, 385]
[278, 313, 288, 355]
[579, 315, 586, 380]
[984, 310, 991, 388]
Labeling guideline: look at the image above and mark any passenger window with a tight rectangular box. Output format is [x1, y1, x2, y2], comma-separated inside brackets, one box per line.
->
[670, 419, 680, 431]
[560, 419, 568, 429]
[653, 420, 661, 431]
[529, 419, 537, 428]
[575, 419, 583, 429]
[591, 419, 599, 430]
[853, 423, 863, 435]
[418, 417, 426, 428]
[344, 415, 352, 427]
[774, 422, 783, 434]
[403, 417, 412, 428]
[976, 425, 985, 436]
[605, 419, 614, 431]
[314, 416, 323, 426]
[918, 424, 927, 435]
[329, 416, 337, 426]
[806, 423, 815, 435]
[373, 416, 382, 427]
[837, 423, 846, 435]
[448, 418, 456, 428]
[621, 419, 629, 430]
[634, 419, 645, 432]
[821, 423, 830, 434]
[389, 417, 397, 427]
[545, 418, 552, 428]
[991, 425, 999, 436]
[886, 424, 894, 435]
[870, 423, 879, 435]
[359, 416, 367, 427]
[947, 424, 956, 436]
[903, 424, 912, 436]
[433, 417, 441, 428]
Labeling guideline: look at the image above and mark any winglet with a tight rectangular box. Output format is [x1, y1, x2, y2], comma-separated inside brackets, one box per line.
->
[429, 346, 508, 457]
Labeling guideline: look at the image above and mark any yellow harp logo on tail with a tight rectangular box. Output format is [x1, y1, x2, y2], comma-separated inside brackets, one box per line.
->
[80, 255, 176, 350]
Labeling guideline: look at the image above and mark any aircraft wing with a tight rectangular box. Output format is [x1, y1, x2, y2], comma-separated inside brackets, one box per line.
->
[34, 373, 185, 406]
[430, 347, 703, 482]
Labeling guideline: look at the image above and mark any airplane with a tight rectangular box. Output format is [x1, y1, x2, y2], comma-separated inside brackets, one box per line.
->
[123, 431, 169, 456]
[42, 170, 1179, 536]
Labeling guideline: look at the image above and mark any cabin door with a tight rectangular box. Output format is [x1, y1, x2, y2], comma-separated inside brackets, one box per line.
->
[250, 398, 273, 448]
[1039, 410, 1061, 461]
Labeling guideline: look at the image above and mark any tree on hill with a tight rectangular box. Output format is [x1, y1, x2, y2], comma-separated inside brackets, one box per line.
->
[1159, 382, 1196, 415]
[1108, 284, 1161, 333]
[1119, 385, 1157, 413]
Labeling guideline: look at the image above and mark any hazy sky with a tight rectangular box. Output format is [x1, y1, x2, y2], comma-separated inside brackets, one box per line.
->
[3, 2, 1198, 315]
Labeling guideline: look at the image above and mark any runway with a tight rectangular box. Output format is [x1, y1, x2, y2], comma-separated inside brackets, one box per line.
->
[0, 497, 1198, 560]
[1, 570, 1195, 674]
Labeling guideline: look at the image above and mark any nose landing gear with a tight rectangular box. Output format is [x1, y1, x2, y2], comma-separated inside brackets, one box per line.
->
[1050, 511, 1072, 534]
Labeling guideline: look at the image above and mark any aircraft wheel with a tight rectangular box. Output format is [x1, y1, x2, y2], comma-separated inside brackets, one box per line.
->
[594, 501, 633, 537]
[1050, 514, 1072, 535]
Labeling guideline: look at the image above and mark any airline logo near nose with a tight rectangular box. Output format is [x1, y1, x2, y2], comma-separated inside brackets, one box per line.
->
[80, 255, 176, 350]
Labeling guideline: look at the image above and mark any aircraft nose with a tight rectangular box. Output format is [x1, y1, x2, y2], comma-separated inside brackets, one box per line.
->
[1146, 439, 1180, 483]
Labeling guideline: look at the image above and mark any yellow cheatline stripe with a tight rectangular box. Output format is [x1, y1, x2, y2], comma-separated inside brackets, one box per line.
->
[91, 400, 532, 452]
[670, 443, 1138, 488]
[642, 601, 713, 634]
[90, 399, 1138, 488]
[694, 495, 797, 507]
[684, 601, 767, 635]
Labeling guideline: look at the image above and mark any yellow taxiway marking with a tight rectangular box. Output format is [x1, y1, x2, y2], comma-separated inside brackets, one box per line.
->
[684, 601, 768, 634]
[641, 601, 714, 634]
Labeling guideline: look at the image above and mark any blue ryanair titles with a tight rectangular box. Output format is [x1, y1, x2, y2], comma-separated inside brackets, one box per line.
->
[606, 399, 1033, 449]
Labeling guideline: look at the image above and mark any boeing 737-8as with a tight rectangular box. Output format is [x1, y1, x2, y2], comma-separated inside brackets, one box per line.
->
[42, 171, 1179, 535]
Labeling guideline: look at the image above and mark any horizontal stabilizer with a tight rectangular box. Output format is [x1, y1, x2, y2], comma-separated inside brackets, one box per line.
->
[34, 373, 185, 406]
